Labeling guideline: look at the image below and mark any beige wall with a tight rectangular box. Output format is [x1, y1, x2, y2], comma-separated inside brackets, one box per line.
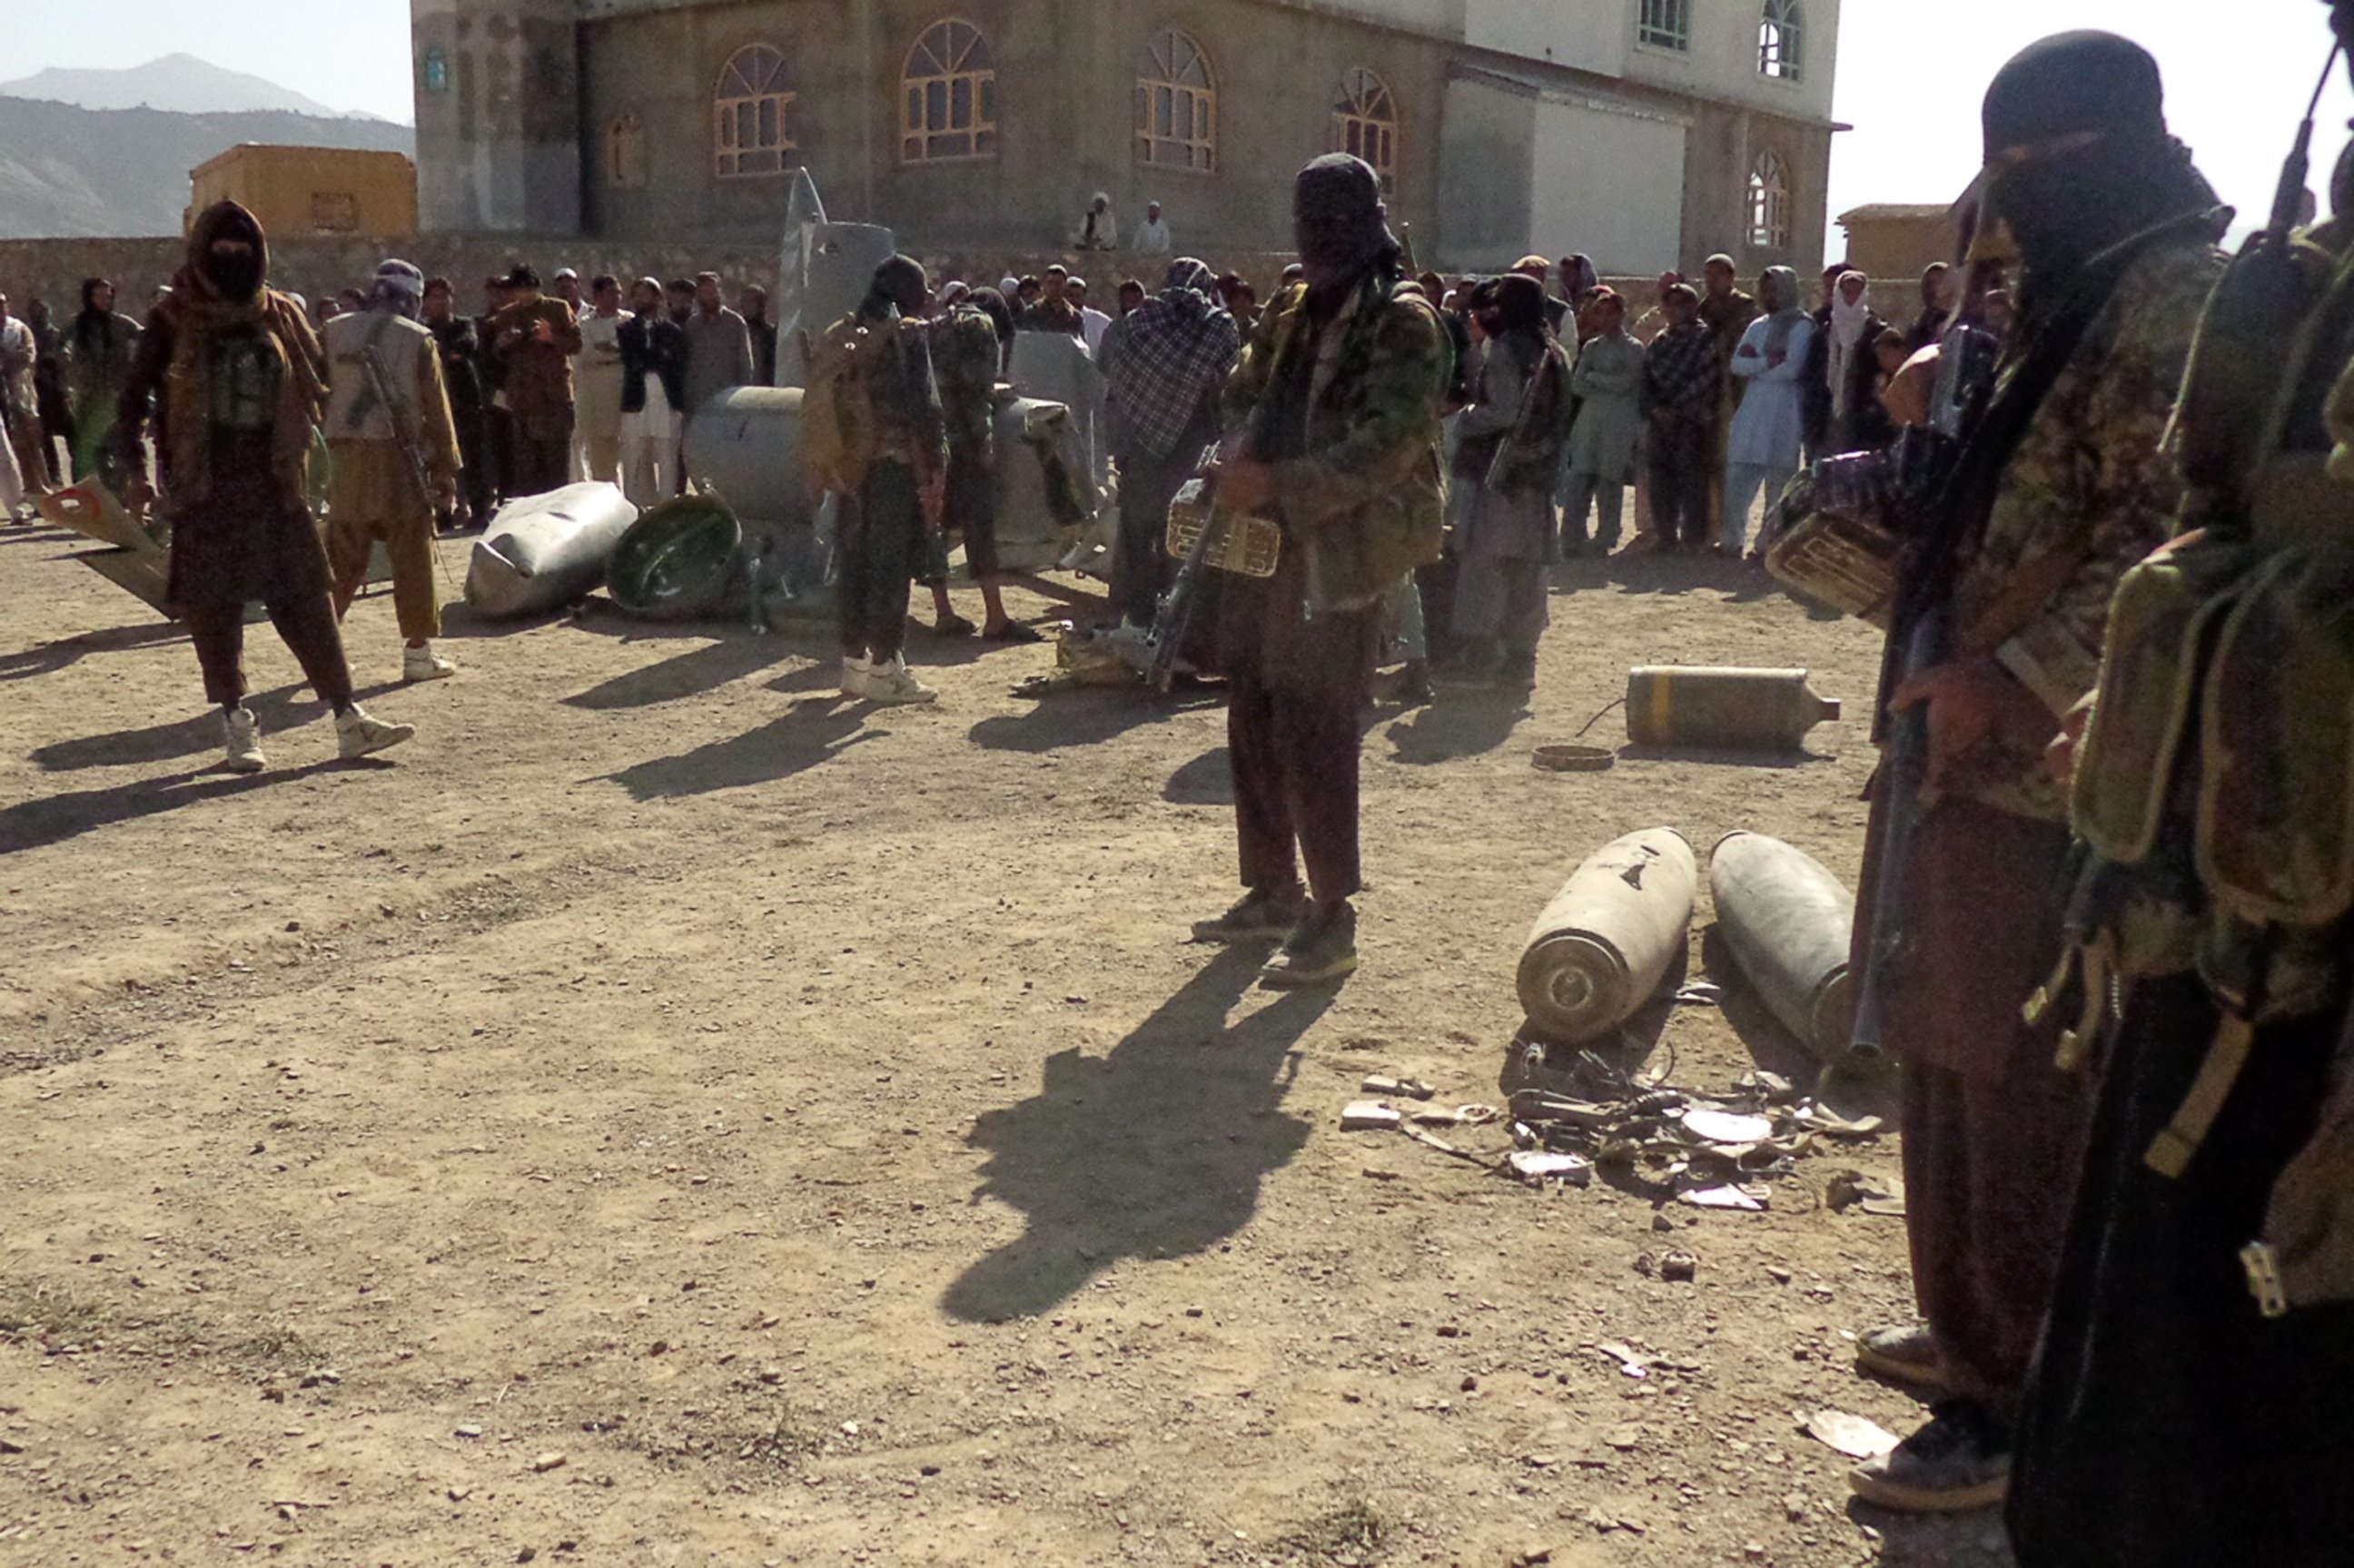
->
[188, 148, 420, 240]
[577, 0, 1450, 256]
[1838, 213, 1955, 289]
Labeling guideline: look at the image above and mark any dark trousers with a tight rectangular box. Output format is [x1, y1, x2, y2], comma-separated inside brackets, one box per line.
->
[1902, 1047, 2091, 1415]
[1111, 444, 1194, 626]
[453, 399, 492, 522]
[1647, 417, 1713, 547]
[486, 406, 517, 503]
[506, 409, 574, 499]
[184, 592, 355, 712]
[1219, 554, 1373, 906]
[1856, 789, 2085, 1415]
[2011, 980, 2354, 1566]
[839, 460, 924, 661]
[33, 385, 71, 485]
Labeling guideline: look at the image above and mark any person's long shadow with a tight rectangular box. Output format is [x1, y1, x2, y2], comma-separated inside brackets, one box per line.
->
[942, 944, 1330, 1323]
[968, 687, 1210, 754]
[0, 764, 323, 855]
[0, 618, 187, 686]
[597, 695, 880, 800]
[26, 686, 314, 773]
[1383, 693, 1529, 764]
[563, 633, 806, 710]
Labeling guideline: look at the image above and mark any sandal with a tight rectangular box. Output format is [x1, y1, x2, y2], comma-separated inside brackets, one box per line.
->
[933, 613, 978, 636]
[982, 621, 1044, 643]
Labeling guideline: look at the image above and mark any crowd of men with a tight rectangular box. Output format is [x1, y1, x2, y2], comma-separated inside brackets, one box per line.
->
[2, 18, 2350, 1563]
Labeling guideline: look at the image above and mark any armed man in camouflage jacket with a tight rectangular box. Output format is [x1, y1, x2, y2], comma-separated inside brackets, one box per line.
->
[2008, 7, 2354, 1561]
[1843, 33, 2230, 1514]
[1187, 153, 1449, 987]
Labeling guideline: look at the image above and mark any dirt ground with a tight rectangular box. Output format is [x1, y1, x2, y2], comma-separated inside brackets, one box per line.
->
[0, 516, 2018, 1568]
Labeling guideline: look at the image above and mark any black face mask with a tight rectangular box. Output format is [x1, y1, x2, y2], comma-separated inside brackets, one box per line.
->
[202, 247, 263, 302]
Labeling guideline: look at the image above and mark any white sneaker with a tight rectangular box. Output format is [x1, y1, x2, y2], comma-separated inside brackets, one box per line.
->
[863, 656, 937, 705]
[402, 643, 456, 683]
[335, 705, 415, 760]
[222, 707, 266, 774]
[840, 655, 874, 699]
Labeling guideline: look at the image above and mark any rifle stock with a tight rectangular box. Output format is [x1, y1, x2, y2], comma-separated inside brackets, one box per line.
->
[1146, 466, 1222, 691]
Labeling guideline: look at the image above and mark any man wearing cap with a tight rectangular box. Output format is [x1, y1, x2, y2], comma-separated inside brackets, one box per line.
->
[486, 264, 582, 498]
[1192, 153, 1449, 985]
[321, 260, 463, 684]
[1841, 30, 2227, 1514]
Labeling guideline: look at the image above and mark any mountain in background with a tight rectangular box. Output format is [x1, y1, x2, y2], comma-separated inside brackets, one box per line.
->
[0, 54, 384, 121]
[0, 97, 416, 239]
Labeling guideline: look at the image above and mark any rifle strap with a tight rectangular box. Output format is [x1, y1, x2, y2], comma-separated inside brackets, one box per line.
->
[2145, 1009, 2257, 1178]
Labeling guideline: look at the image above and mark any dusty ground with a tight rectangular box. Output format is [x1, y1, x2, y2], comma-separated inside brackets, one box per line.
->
[0, 516, 2016, 1568]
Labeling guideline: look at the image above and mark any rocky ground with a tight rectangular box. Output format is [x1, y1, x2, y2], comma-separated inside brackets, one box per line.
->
[0, 516, 2015, 1566]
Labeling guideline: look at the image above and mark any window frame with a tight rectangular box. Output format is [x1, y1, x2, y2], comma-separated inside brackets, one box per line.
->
[901, 18, 998, 164]
[1636, 0, 1690, 54]
[714, 43, 797, 181]
[1758, 0, 1804, 83]
[1330, 67, 1398, 193]
[1134, 28, 1217, 175]
[1746, 147, 1791, 250]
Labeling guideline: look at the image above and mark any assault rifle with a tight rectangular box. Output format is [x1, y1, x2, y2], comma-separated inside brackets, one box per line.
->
[1847, 322, 1999, 1060]
[1143, 452, 1223, 692]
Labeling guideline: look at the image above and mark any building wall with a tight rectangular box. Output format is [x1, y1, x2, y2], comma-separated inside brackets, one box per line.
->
[577, 0, 1450, 257]
[188, 148, 420, 240]
[411, 0, 584, 233]
[1675, 100, 1829, 280]
[1526, 89, 1686, 274]
[1461, 0, 1627, 78]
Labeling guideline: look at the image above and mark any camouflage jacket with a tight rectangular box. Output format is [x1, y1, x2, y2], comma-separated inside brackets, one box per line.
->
[1222, 270, 1449, 612]
[1943, 230, 2227, 821]
[927, 304, 1001, 461]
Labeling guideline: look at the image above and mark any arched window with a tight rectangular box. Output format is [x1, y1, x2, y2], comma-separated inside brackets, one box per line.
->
[1331, 68, 1397, 192]
[1746, 148, 1791, 249]
[1758, 0, 1803, 82]
[420, 48, 450, 95]
[715, 44, 796, 179]
[1135, 29, 1216, 173]
[607, 115, 646, 188]
[902, 19, 997, 163]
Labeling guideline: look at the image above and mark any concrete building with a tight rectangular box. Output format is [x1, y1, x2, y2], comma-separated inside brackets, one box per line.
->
[188, 145, 420, 238]
[409, 0, 1839, 276]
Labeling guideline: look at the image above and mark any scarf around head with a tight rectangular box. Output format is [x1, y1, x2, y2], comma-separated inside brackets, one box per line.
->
[1827, 271, 1872, 416]
[152, 201, 328, 515]
[1103, 256, 1236, 459]
[1760, 266, 1806, 358]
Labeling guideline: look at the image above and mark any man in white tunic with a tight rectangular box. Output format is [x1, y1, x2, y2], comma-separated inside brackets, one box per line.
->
[1720, 265, 1813, 556]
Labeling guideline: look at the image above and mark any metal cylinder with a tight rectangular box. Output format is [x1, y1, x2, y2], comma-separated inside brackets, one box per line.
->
[1625, 666, 1843, 750]
[1709, 831, 1858, 1060]
[1517, 828, 1696, 1043]
[683, 388, 810, 528]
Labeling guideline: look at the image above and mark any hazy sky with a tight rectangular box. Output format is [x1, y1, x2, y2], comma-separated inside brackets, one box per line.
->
[7, 0, 2348, 251]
